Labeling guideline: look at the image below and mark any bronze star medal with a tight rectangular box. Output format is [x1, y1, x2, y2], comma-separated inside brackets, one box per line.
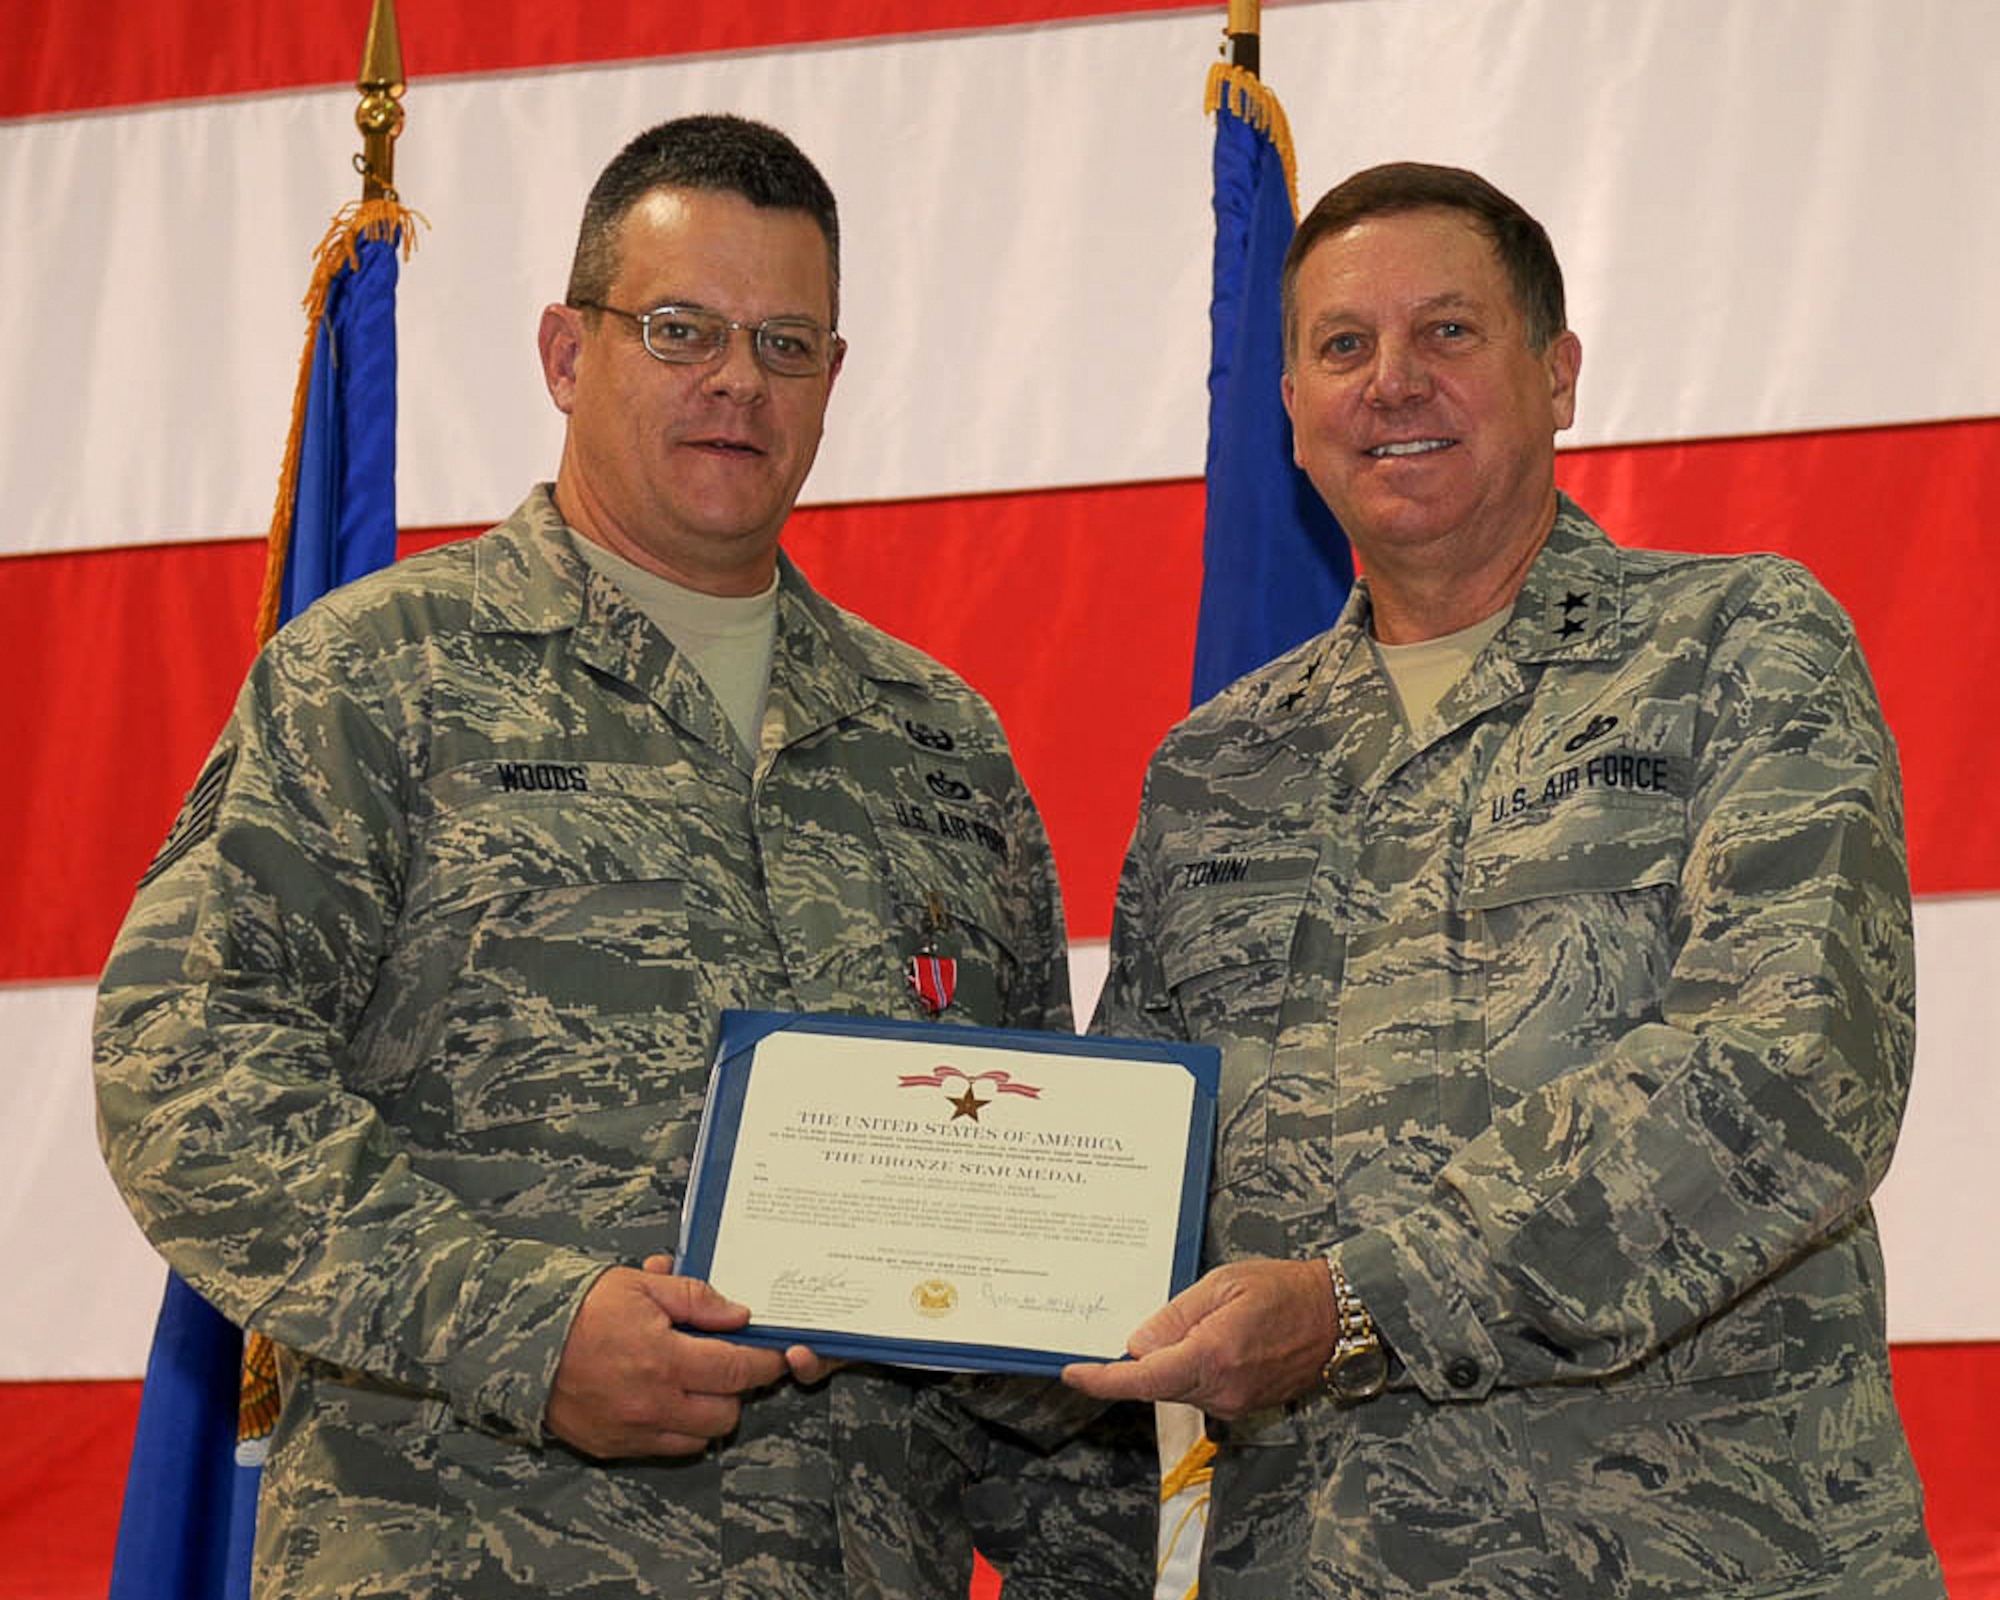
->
[905, 891, 958, 1017]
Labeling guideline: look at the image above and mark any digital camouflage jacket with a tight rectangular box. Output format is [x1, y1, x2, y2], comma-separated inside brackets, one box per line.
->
[96, 487, 1154, 1600]
[1095, 499, 1943, 1600]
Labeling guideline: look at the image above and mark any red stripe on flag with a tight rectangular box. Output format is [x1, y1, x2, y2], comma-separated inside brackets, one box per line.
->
[1890, 1343, 2000, 1590]
[6, 0, 1206, 120]
[0, 540, 268, 982]
[2, 418, 1993, 980]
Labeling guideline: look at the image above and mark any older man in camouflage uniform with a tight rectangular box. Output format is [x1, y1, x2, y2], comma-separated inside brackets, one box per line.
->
[1067, 163, 1945, 1598]
[95, 115, 1152, 1598]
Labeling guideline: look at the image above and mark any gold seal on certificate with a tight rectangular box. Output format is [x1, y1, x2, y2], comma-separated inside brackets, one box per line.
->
[677, 1010, 1218, 1374]
[911, 1279, 959, 1318]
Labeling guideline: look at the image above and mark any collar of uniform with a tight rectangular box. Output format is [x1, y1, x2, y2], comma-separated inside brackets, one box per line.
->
[774, 556, 939, 692]
[1236, 585, 1372, 744]
[1190, 599, 1381, 809]
[463, 487, 748, 757]
[471, 486, 689, 702]
[761, 551, 881, 746]
[464, 494, 897, 752]
[468, 485, 594, 636]
[1228, 496, 1624, 749]
[1498, 495, 1624, 665]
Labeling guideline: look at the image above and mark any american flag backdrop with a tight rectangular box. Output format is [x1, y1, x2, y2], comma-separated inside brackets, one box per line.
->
[3, 0, 1995, 1590]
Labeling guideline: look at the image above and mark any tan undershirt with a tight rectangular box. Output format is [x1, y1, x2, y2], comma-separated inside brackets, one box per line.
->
[571, 534, 778, 757]
[1371, 607, 1511, 730]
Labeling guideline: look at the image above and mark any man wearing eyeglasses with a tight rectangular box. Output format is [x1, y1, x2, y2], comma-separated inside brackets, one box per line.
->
[95, 115, 1152, 1599]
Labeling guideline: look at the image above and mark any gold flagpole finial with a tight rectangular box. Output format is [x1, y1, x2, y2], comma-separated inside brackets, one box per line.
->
[356, 0, 406, 200]
[1224, 0, 1261, 76]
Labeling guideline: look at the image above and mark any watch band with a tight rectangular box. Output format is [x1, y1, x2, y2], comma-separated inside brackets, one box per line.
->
[1320, 1254, 1390, 1402]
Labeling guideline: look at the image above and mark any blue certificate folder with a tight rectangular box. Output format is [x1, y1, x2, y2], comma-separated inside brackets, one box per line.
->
[677, 1009, 1219, 1376]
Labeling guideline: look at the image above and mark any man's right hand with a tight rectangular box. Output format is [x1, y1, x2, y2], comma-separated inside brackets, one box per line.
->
[544, 1264, 789, 1459]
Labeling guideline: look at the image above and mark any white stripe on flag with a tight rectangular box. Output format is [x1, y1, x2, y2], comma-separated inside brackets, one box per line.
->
[8, 894, 1993, 1379]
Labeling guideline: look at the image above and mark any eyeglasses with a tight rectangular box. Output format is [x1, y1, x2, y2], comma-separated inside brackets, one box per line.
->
[571, 300, 843, 377]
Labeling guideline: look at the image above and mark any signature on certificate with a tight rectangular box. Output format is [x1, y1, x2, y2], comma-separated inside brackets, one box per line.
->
[772, 1267, 856, 1297]
[978, 1281, 1110, 1322]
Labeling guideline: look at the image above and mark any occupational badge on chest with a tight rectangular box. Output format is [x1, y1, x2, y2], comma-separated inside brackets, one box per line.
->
[905, 891, 958, 1016]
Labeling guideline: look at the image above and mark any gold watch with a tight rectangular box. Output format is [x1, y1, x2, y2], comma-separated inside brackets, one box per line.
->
[1321, 1256, 1389, 1402]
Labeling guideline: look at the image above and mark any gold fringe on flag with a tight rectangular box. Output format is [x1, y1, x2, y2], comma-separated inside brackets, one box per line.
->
[1204, 62, 1304, 222]
[1157, 1432, 1217, 1600]
[235, 1326, 281, 1463]
[253, 197, 424, 647]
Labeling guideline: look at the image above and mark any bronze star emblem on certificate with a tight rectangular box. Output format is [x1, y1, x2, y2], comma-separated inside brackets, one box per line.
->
[949, 1085, 990, 1121]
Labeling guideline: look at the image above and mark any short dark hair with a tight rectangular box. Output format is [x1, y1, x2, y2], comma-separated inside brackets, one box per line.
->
[1280, 161, 1566, 363]
[565, 113, 842, 323]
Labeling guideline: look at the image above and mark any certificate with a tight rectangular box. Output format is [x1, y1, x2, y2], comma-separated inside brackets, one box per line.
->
[677, 1010, 1218, 1375]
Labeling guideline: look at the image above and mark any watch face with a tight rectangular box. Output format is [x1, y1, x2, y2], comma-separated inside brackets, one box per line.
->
[1332, 1343, 1390, 1400]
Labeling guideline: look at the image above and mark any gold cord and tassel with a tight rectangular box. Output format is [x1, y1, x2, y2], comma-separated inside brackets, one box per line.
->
[1157, 1432, 1217, 1600]
[1204, 61, 1304, 224]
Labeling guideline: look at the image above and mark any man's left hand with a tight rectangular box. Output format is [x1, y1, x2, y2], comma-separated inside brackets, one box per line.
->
[1059, 1257, 1334, 1419]
[641, 1255, 842, 1385]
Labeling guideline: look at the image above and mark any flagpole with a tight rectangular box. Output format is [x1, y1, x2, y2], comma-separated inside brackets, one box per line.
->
[356, 0, 406, 201]
[1163, 29, 1279, 1595]
[254, 0, 419, 643]
[1225, 0, 1260, 75]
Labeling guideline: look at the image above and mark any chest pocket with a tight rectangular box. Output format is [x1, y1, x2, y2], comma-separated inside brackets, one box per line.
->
[1462, 785, 1685, 1105]
[1153, 848, 1318, 1193]
[387, 779, 715, 1148]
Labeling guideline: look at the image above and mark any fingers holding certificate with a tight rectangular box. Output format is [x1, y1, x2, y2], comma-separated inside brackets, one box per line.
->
[677, 1010, 1218, 1375]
